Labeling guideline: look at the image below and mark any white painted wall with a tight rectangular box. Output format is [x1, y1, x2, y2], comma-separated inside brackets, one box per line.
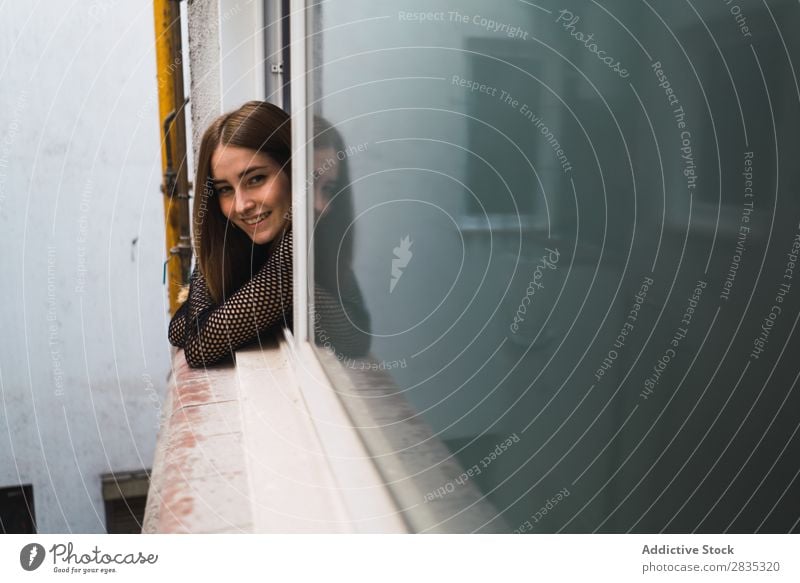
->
[0, 1, 171, 533]
[219, 0, 265, 110]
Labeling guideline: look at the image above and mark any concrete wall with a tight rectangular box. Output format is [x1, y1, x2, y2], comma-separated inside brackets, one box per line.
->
[188, 0, 267, 156]
[0, 1, 170, 532]
[187, 0, 222, 159]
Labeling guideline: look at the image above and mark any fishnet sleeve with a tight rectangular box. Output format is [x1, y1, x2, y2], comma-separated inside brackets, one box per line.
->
[167, 265, 215, 349]
[313, 267, 371, 358]
[168, 228, 293, 368]
[167, 301, 187, 349]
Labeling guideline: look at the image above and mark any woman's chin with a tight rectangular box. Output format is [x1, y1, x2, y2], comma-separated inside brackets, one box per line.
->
[249, 220, 287, 246]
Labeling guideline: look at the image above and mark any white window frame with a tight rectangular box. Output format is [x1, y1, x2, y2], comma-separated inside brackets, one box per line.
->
[289, 0, 309, 343]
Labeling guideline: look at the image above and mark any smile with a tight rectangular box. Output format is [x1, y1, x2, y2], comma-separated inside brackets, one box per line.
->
[242, 211, 271, 226]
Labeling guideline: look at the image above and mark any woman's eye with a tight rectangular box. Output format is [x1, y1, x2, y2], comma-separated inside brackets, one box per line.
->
[216, 185, 233, 196]
[247, 174, 266, 186]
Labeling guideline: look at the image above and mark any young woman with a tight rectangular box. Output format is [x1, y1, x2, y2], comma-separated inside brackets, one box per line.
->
[168, 101, 370, 367]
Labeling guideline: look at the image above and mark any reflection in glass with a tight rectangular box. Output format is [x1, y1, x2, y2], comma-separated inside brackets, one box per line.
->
[308, 0, 800, 533]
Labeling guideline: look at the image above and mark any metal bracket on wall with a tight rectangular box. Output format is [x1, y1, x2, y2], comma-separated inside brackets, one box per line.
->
[161, 97, 191, 200]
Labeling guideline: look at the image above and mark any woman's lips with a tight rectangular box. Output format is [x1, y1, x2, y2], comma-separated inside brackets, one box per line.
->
[242, 210, 271, 228]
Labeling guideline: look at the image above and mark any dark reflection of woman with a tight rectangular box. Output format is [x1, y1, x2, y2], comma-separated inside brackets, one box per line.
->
[310, 116, 371, 360]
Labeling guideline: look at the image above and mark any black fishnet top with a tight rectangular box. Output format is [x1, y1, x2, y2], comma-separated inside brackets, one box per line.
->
[168, 226, 370, 367]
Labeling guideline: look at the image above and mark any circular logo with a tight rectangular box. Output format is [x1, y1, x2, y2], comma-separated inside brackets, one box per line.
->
[19, 543, 45, 571]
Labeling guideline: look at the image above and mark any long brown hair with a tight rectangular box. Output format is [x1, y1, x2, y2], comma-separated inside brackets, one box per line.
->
[193, 101, 291, 303]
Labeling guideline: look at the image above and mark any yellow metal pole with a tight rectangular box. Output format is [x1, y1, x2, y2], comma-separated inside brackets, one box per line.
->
[153, 0, 191, 314]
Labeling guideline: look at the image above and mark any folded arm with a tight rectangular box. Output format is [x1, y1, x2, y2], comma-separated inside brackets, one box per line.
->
[168, 230, 293, 368]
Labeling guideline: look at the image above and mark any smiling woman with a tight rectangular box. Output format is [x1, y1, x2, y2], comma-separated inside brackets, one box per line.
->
[168, 101, 371, 368]
[167, 101, 294, 367]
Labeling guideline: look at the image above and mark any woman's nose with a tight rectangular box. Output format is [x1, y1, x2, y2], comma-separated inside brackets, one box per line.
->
[234, 190, 255, 214]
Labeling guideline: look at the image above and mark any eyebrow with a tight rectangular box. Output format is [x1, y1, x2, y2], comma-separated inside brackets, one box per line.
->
[212, 165, 270, 185]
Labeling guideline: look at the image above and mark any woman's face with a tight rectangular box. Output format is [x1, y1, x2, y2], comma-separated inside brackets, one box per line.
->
[211, 144, 291, 245]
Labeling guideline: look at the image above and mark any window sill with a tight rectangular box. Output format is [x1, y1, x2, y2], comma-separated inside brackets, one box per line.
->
[143, 334, 406, 533]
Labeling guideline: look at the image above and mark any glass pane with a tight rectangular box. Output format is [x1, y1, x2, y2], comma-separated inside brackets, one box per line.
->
[308, 0, 800, 532]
